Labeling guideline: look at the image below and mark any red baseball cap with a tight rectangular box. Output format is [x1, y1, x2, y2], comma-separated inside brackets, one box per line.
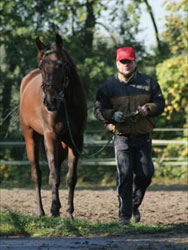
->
[116, 47, 136, 61]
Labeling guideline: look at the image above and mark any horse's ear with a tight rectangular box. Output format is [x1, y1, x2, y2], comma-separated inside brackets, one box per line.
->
[35, 37, 46, 51]
[55, 34, 63, 49]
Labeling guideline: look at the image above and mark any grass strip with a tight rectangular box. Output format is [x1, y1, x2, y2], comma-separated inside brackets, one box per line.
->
[0, 210, 187, 237]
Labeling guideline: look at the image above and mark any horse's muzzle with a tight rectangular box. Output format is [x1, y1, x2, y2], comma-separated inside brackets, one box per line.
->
[43, 97, 58, 111]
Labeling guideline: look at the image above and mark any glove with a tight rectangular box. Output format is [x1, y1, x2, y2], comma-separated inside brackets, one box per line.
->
[112, 111, 126, 123]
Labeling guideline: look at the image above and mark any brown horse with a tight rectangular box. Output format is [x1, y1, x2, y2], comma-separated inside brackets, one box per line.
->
[19, 34, 87, 218]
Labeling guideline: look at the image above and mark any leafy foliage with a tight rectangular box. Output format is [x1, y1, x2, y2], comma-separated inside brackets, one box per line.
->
[156, 0, 188, 128]
[163, 0, 188, 55]
[156, 55, 188, 122]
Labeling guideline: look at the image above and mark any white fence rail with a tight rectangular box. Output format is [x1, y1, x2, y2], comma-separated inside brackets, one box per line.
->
[0, 128, 187, 167]
[0, 139, 187, 147]
[0, 158, 187, 167]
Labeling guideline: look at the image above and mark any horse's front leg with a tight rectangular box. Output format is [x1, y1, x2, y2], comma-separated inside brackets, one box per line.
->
[44, 132, 62, 217]
[66, 147, 79, 220]
[24, 129, 45, 216]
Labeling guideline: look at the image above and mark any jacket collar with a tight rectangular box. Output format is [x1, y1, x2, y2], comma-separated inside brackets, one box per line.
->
[117, 68, 137, 84]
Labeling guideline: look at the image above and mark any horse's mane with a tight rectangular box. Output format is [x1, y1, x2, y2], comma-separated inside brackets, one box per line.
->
[63, 49, 87, 113]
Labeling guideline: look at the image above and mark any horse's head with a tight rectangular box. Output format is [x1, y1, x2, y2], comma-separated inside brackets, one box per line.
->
[36, 34, 70, 111]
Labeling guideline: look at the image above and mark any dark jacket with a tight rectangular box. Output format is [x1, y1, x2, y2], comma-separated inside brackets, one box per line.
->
[94, 72, 165, 135]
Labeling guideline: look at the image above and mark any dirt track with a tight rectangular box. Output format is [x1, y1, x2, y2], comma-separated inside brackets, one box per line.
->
[1, 187, 187, 225]
[1, 186, 188, 249]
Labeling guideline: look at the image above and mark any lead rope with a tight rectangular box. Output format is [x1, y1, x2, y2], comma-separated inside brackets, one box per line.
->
[63, 97, 140, 158]
[63, 98, 113, 158]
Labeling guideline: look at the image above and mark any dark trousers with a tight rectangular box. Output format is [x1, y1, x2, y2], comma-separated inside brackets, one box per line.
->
[113, 134, 154, 219]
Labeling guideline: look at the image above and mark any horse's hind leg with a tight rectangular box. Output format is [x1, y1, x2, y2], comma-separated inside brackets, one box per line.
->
[66, 147, 79, 220]
[24, 129, 45, 216]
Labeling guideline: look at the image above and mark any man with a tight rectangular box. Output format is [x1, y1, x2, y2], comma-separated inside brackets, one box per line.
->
[94, 47, 165, 225]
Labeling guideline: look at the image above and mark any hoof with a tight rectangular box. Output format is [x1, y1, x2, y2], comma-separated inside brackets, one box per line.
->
[39, 212, 45, 217]
[67, 213, 74, 220]
[51, 202, 61, 217]
[119, 217, 130, 226]
[132, 207, 141, 223]
[38, 210, 45, 216]
[51, 210, 60, 217]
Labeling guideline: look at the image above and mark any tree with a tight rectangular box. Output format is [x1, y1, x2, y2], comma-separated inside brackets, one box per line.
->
[0, 0, 147, 138]
[129, 0, 163, 54]
[162, 0, 188, 55]
[156, 55, 187, 122]
[0, 1, 44, 166]
[156, 0, 188, 127]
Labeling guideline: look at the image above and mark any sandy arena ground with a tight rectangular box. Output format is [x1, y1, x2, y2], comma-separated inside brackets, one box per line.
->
[1, 186, 188, 249]
[1, 187, 187, 225]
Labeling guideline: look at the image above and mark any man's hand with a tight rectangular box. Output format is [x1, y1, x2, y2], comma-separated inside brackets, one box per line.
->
[138, 105, 148, 117]
[112, 111, 126, 123]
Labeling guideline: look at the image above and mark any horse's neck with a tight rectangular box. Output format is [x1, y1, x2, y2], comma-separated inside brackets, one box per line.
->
[21, 69, 41, 95]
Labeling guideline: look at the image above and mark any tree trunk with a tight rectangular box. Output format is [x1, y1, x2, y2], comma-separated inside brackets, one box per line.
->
[83, 0, 96, 50]
[143, 0, 162, 53]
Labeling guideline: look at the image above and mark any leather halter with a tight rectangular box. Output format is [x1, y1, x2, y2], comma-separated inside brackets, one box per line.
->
[39, 49, 69, 99]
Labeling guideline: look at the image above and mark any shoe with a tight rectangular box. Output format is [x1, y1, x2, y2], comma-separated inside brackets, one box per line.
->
[132, 207, 141, 223]
[119, 217, 130, 226]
